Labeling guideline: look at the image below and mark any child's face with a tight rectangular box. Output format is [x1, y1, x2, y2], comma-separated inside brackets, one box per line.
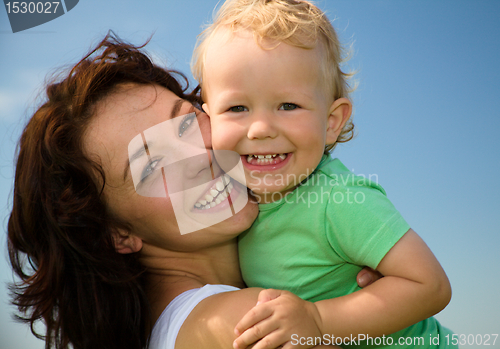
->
[203, 29, 341, 203]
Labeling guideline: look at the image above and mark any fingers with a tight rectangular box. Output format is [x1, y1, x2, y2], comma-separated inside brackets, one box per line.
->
[356, 266, 383, 288]
[234, 328, 284, 349]
[234, 302, 273, 336]
[234, 289, 319, 349]
[257, 288, 283, 304]
[234, 289, 283, 336]
[233, 289, 293, 349]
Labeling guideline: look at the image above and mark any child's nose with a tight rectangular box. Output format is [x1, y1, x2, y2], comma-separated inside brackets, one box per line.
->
[247, 113, 278, 140]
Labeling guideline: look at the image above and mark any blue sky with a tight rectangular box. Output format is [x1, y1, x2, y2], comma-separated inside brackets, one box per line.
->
[1, 1, 499, 348]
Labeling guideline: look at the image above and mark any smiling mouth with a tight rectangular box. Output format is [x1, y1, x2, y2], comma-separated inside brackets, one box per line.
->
[246, 153, 289, 165]
[194, 174, 233, 210]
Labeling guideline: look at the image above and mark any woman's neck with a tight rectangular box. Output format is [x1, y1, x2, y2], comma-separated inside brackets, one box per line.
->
[141, 238, 245, 322]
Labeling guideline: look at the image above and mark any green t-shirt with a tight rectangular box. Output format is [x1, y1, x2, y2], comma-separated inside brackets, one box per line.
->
[239, 155, 456, 348]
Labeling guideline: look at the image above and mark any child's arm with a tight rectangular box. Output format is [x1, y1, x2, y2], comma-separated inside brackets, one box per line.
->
[233, 229, 452, 349]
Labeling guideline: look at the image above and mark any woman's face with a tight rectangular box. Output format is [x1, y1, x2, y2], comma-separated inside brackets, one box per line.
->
[84, 84, 258, 252]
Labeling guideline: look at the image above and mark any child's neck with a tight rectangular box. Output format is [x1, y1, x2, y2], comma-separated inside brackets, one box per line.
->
[254, 185, 300, 204]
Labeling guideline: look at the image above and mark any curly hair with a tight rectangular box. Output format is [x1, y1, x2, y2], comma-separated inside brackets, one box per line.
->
[191, 0, 355, 152]
[7, 33, 200, 349]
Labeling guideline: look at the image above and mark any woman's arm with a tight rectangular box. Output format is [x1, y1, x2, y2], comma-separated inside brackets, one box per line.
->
[176, 288, 263, 348]
[177, 288, 342, 349]
[175, 265, 383, 349]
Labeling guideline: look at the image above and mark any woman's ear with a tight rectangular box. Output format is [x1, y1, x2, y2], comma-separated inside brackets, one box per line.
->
[112, 229, 143, 254]
[326, 98, 352, 144]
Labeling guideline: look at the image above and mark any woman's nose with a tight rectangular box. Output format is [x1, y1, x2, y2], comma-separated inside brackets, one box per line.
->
[246, 113, 278, 140]
[185, 151, 212, 180]
[162, 150, 213, 196]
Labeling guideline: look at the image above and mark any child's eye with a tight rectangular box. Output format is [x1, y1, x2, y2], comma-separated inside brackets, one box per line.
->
[279, 103, 299, 111]
[178, 113, 196, 137]
[228, 106, 248, 113]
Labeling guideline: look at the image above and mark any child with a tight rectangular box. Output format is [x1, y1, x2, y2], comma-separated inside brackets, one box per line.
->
[192, 0, 456, 348]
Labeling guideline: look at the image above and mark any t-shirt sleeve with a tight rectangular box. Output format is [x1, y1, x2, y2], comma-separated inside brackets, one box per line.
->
[324, 176, 411, 269]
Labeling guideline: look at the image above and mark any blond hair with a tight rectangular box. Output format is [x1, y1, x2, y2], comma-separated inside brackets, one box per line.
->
[192, 0, 355, 152]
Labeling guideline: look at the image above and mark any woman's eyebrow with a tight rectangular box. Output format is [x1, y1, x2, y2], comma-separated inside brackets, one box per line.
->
[170, 98, 184, 120]
[123, 136, 152, 182]
[123, 98, 186, 181]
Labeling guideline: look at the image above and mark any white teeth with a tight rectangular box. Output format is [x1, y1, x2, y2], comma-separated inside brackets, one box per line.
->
[215, 181, 224, 191]
[248, 153, 285, 158]
[194, 174, 235, 209]
[247, 153, 287, 163]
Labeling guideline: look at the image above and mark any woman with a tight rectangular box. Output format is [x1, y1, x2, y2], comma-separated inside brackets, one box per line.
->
[8, 34, 379, 349]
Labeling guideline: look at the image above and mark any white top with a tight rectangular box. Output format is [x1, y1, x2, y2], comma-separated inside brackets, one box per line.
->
[148, 284, 240, 349]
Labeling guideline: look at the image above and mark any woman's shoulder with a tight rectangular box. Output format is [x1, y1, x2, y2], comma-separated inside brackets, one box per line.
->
[175, 286, 263, 349]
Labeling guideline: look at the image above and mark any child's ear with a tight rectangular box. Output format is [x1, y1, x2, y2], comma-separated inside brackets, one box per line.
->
[326, 98, 352, 145]
[202, 103, 210, 116]
[112, 229, 143, 254]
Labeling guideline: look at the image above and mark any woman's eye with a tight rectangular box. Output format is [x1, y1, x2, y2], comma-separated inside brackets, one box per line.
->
[178, 113, 196, 137]
[279, 103, 299, 111]
[228, 106, 248, 113]
[141, 159, 160, 182]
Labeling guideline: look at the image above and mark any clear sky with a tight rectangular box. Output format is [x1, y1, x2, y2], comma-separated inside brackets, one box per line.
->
[1, 1, 499, 348]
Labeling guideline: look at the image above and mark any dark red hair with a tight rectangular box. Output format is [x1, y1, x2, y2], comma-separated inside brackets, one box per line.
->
[7, 33, 200, 349]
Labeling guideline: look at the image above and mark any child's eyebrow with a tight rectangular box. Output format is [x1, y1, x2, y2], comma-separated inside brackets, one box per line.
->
[275, 90, 315, 102]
